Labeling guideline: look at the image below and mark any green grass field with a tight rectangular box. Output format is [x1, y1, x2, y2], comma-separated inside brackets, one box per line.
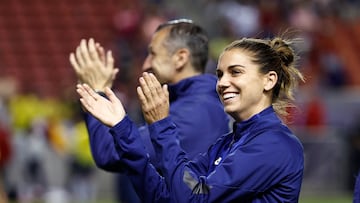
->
[299, 194, 353, 203]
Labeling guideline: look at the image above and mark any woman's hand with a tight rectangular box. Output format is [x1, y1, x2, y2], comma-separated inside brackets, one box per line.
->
[76, 83, 126, 127]
[137, 72, 169, 124]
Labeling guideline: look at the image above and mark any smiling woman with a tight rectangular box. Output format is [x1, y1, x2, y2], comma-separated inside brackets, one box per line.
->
[76, 36, 305, 202]
[216, 37, 304, 121]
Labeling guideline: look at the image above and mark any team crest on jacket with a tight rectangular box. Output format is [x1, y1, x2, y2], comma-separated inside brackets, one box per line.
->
[214, 157, 222, 165]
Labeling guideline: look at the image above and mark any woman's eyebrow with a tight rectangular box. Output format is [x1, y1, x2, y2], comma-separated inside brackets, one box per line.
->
[228, 64, 245, 69]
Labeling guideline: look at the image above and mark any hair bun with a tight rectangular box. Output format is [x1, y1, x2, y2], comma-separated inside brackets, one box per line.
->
[270, 38, 294, 67]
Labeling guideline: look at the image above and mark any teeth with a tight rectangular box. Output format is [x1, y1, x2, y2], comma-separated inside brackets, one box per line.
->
[223, 93, 237, 99]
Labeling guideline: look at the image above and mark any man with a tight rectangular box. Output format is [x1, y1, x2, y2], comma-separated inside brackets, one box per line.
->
[70, 19, 230, 202]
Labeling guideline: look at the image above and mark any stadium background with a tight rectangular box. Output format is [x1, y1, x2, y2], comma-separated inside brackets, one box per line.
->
[0, 0, 359, 202]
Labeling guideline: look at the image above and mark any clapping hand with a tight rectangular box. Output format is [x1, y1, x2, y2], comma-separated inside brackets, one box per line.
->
[137, 72, 169, 124]
[76, 84, 126, 127]
[70, 38, 119, 91]
[76, 72, 169, 127]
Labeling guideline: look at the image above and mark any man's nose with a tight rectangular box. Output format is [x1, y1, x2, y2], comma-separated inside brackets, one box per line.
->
[142, 55, 151, 72]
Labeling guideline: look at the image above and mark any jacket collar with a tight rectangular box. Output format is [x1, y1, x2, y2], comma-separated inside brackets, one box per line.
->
[232, 106, 278, 141]
[168, 74, 218, 102]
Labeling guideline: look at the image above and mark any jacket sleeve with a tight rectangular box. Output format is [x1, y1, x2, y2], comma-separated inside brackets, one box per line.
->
[148, 117, 303, 202]
[83, 112, 125, 172]
[84, 111, 163, 173]
[109, 115, 172, 203]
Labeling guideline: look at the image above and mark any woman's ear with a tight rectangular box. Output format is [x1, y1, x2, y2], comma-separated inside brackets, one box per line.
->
[173, 48, 190, 69]
[264, 71, 278, 91]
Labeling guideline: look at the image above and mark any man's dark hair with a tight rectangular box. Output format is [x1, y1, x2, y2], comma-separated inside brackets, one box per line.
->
[156, 19, 209, 73]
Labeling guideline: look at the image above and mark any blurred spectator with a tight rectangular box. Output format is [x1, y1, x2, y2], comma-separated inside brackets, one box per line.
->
[304, 97, 326, 130]
[289, 1, 320, 33]
[110, 0, 144, 86]
[217, 0, 260, 37]
[258, 0, 283, 38]
[319, 51, 347, 88]
[0, 104, 12, 178]
[0, 77, 17, 202]
[0, 126, 11, 203]
[20, 118, 49, 201]
[112, 0, 143, 41]
[5, 92, 77, 202]
[66, 109, 96, 202]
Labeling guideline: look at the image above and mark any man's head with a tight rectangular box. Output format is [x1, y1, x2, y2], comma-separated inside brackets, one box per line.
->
[142, 19, 209, 84]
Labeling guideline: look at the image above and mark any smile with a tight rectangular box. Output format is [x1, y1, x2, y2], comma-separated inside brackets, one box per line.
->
[223, 93, 238, 100]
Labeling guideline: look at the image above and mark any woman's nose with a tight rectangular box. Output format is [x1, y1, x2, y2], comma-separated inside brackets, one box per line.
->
[217, 75, 230, 88]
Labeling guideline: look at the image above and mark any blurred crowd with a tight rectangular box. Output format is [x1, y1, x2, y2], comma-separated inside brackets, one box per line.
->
[1, 0, 360, 202]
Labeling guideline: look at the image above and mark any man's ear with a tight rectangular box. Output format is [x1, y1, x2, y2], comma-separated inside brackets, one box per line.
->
[264, 71, 278, 91]
[173, 48, 190, 70]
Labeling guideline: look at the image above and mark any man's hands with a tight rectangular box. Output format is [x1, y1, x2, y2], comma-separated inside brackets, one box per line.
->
[76, 72, 169, 127]
[70, 38, 119, 91]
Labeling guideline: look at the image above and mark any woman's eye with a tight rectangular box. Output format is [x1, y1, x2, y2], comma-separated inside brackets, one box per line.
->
[231, 70, 241, 75]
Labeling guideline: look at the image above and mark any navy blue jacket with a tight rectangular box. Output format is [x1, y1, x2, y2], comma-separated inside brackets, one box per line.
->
[109, 106, 304, 202]
[83, 74, 230, 171]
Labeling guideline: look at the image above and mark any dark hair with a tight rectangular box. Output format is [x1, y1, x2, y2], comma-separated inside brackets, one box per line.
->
[224, 37, 305, 116]
[156, 19, 209, 73]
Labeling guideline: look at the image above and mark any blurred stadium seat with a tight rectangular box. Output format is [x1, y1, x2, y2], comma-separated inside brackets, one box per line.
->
[0, 0, 116, 98]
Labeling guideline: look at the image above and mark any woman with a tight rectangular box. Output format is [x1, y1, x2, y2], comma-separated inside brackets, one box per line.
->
[76, 36, 305, 202]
